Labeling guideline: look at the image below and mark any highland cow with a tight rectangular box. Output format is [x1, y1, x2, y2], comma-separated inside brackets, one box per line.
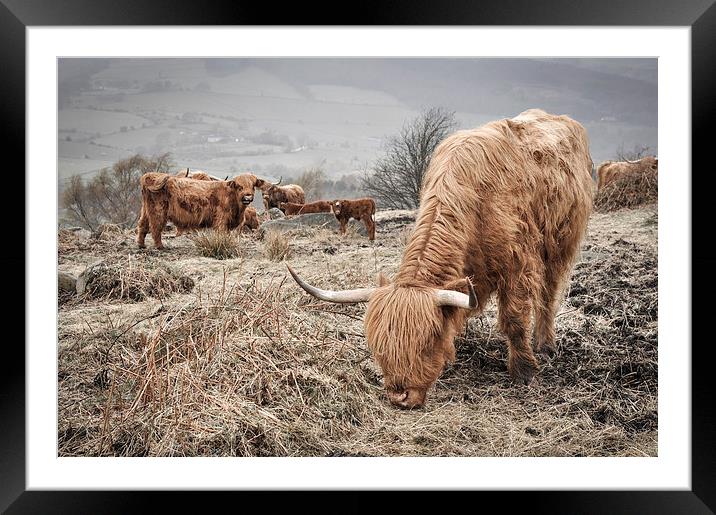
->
[259, 178, 306, 212]
[289, 109, 593, 409]
[137, 172, 260, 249]
[279, 200, 333, 216]
[331, 198, 376, 240]
[170, 169, 224, 236]
[596, 156, 658, 190]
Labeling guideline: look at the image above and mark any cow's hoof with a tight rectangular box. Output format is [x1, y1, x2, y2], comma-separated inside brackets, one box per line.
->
[508, 358, 539, 386]
[535, 343, 556, 358]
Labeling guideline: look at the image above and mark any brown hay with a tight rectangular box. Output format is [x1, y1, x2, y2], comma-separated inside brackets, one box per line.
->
[79, 255, 194, 302]
[190, 230, 242, 260]
[262, 230, 291, 261]
[58, 207, 657, 458]
[58, 229, 81, 253]
[594, 168, 658, 212]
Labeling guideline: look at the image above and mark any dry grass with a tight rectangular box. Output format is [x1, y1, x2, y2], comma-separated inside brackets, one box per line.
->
[58, 208, 658, 457]
[595, 167, 658, 212]
[190, 230, 241, 260]
[262, 230, 291, 261]
[77, 255, 194, 302]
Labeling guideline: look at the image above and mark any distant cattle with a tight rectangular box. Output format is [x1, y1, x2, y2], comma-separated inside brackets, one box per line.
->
[137, 172, 260, 249]
[258, 178, 305, 212]
[279, 200, 333, 216]
[240, 206, 260, 233]
[596, 156, 658, 190]
[289, 109, 593, 409]
[331, 198, 376, 240]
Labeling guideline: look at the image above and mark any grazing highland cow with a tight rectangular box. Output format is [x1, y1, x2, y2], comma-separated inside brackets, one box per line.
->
[259, 178, 306, 212]
[137, 172, 260, 249]
[279, 200, 333, 216]
[331, 198, 376, 240]
[596, 156, 658, 190]
[240, 206, 260, 233]
[289, 109, 593, 409]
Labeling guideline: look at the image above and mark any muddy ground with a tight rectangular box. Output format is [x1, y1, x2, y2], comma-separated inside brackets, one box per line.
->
[57, 205, 657, 457]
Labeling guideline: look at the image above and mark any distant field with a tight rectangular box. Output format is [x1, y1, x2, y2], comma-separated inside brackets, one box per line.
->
[59, 109, 149, 135]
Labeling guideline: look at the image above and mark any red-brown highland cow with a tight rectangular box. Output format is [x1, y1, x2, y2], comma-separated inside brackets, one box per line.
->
[596, 156, 658, 190]
[137, 172, 260, 249]
[279, 200, 333, 216]
[289, 109, 593, 409]
[240, 206, 260, 233]
[331, 198, 376, 240]
[170, 169, 224, 236]
[259, 179, 306, 212]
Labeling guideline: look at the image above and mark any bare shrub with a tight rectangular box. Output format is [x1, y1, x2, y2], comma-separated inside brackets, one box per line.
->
[262, 230, 291, 261]
[62, 153, 173, 231]
[362, 107, 456, 209]
[295, 167, 326, 201]
[190, 230, 241, 260]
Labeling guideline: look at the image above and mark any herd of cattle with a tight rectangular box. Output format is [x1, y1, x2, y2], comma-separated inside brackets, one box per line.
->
[133, 109, 657, 409]
[136, 168, 376, 249]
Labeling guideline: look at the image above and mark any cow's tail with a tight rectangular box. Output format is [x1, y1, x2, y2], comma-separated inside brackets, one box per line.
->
[141, 173, 170, 193]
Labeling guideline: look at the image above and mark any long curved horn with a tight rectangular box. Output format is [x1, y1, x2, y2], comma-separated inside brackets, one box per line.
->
[273, 176, 283, 186]
[433, 277, 478, 309]
[207, 174, 223, 181]
[184, 168, 190, 177]
[287, 265, 374, 303]
[224, 175, 229, 180]
[625, 158, 641, 164]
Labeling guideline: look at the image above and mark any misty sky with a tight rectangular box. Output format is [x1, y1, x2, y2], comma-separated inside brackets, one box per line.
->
[58, 58, 657, 184]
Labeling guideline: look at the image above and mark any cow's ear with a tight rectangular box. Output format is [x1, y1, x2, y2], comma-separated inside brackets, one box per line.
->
[229, 179, 239, 189]
[376, 272, 391, 287]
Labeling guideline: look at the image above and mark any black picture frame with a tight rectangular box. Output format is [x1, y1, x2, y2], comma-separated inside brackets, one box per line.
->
[5, 0, 714, 512]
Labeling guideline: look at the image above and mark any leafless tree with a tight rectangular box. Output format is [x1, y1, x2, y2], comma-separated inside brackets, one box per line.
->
[616, 143, 651, 161]
[61, 153, 173, 231]
[362, 107, 456, 209]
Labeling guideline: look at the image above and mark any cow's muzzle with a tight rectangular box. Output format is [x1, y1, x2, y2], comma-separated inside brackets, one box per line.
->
[242, 195, 253, 205]
[387, 387, 427, 409]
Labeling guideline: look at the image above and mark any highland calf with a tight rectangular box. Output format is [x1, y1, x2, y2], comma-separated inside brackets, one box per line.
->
[239, 206, 260, 233]
[331, 198, 376, 240]
[290, 109, 593, 409]
[279, 200, 333, 216]
[137, 172, 260, 249]
[596, 156, 658, 190]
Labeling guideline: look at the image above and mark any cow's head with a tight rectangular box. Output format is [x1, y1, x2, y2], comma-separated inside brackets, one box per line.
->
[230, 174, 259, 206]
[332, 200, 343, 216]
[287, 267, 477, 409]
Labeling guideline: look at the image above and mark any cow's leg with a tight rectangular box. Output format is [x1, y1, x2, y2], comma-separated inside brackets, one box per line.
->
[533, 265, 563, 357]
[136, 206, 149, 248]
[498, 284, 539, 385]
[363, 215, 376, 240]
[339, 219, 347, 235]
[148, 210, 167, 250]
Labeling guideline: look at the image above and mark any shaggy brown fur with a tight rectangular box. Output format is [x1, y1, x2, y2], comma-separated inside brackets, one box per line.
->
[172, 170, 221, 236]
[359, 109, 593, 408]
[240, 206, 260, 233]
[596, 156, 658, 190]
[331, 198, 376, 240]
[279, 200, 333, 216]
[258, 182, 305, 212]
[137, 173, 260, 249]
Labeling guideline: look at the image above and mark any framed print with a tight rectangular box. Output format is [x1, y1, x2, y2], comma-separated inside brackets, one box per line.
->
[6, 0, 715, 512]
